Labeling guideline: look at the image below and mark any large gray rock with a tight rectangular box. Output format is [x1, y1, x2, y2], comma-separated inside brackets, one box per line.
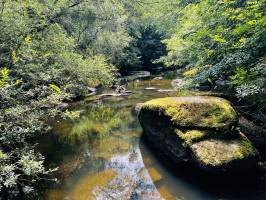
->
[138, 96, 259, 173]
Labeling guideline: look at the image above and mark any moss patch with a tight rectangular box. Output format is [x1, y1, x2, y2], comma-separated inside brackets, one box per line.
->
[176, 130, 207, 145]
[142, 96, 237, 131]
[183, 68, 199, 77]
[190, 134, 257, 167]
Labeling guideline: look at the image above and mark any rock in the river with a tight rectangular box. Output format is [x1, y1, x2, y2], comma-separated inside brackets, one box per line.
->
[138, 96, 259, 173]
[190, 134, 258, 173]
[145, 87, 157, 90]
[88, 87, 97, 96]
[99, 93, 130, 97]
[153, 76, 163, 80]
[140, 96, 238, 132]
[171, 78, 184, 88]
[133, 103, 144, 115]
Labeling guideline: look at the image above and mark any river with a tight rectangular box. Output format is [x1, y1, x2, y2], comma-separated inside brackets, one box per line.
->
[41, 75, 266, 200]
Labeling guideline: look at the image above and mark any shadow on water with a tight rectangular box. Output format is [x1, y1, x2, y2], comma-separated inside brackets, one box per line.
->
[40, 75, 266, 200]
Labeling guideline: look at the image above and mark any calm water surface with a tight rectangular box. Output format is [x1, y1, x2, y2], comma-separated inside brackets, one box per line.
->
[42, 77, 266, 200]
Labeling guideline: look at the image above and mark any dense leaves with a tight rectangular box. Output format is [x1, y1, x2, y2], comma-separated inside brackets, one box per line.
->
[139, 0, 266, 116]
[0, 0, 129, 197]
[0, 0, 265, 198]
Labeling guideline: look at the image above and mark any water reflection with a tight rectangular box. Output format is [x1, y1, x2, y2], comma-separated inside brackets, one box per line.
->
[53, 105, 123, 144]
[43, 77, 266, 200]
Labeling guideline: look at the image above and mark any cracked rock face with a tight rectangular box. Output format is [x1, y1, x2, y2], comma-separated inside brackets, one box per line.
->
[138, 96, 259, 173]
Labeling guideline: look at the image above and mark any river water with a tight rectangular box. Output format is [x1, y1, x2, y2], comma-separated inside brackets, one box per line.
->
[41, 76, 266, 200]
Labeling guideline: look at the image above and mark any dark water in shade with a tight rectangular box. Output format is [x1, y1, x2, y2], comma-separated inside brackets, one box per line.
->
[41, 77, 266, 200]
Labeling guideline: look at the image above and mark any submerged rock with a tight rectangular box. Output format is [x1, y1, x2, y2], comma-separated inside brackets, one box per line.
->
[138, 96, 259, 173]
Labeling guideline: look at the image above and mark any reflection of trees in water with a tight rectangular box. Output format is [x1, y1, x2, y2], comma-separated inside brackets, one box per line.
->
[58, 104, 124, 144]
[93, 148, 163, 200]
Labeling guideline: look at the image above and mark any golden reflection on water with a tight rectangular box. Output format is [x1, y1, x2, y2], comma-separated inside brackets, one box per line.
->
[44, 78, 180, 200]
[46, 170, 117, 200]
[69, 170, 117, 200]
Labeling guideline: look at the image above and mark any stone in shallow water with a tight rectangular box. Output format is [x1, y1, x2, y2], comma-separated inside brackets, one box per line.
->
[138, 96, 260, 173]
[140, 96, 238, 132]
[153, 76, 163, 80]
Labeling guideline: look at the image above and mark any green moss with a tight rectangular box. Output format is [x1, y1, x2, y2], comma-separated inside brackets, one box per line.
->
[0, 150, 8, 159]
[239, 136, 257, 158]
[191, 134, 257, 167]
[142, 96, 237, 131]
[177, 130, 207, 145]
[182, 68, 199, 77]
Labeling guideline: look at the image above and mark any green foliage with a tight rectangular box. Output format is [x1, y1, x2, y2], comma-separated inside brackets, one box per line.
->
[0, 0, 131, 198]
[59, 0, 132, 65]
[117, 18, 168, 73]
[0, 68, 9, 86]
[141, 0, 265, 112]
[0, 78, 63, 197]
[49, 84, 61, 94]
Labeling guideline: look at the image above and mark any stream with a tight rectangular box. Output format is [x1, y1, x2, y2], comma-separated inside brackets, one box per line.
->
[41, 75, 266, 200]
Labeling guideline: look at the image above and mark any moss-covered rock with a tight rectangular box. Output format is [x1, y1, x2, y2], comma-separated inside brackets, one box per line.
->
[239, 116, 266, 152]
[176, 130, 208, 145]
[190, 134, 259, 173]
[141, 96, 237, 132]
[138, 96, 260, 173]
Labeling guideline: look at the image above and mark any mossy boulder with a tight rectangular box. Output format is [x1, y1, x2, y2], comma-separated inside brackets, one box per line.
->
[190, 134, 259, 173]
[138, 96, 259, 173]
[141, 96, 238, 132]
